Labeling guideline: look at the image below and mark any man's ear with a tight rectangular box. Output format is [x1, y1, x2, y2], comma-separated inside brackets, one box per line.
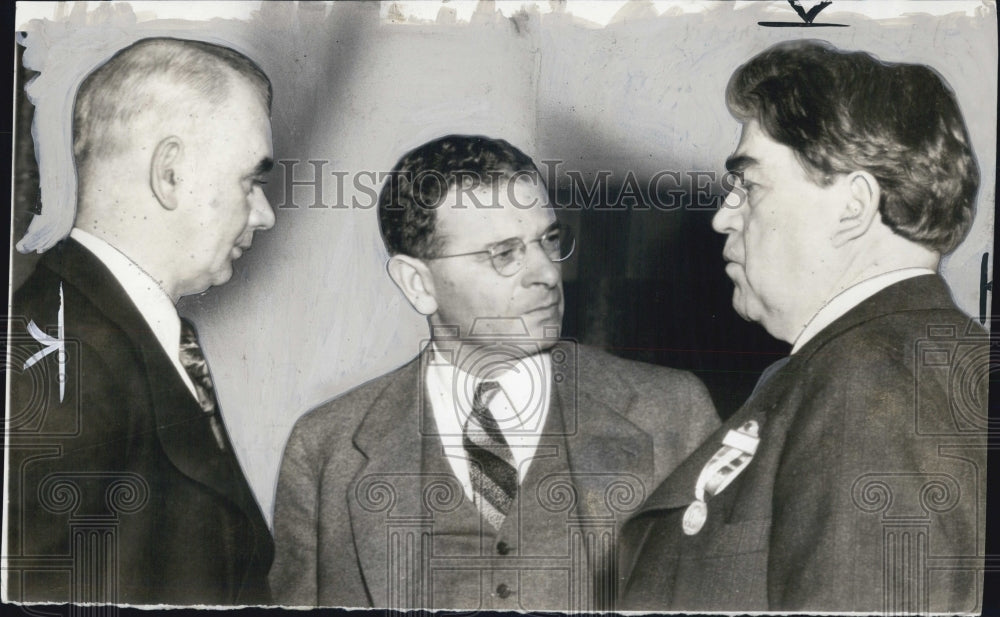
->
[832, 171, 881, 247]
[150, 136, 183, 211]
[386, 254, 438, 316]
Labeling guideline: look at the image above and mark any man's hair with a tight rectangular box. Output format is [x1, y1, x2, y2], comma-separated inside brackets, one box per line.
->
[73, 37, 272, 171]
[727, 39, 979, 255]
[378, 134, 541, 258]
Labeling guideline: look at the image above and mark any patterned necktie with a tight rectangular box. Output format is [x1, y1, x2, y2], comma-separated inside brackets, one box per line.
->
[463, 380, 518, 530]
[178, 319, 226, 450]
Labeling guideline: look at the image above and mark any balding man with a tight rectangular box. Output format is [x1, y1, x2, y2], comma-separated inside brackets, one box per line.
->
[7, 37, 275, 605]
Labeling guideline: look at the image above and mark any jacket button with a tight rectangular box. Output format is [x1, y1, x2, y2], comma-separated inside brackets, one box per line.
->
[496, 583, 512, 599]
[496, 541, 510, 555]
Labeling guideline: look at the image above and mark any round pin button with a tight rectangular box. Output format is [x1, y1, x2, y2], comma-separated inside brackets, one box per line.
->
[496, 583, 512, 599]
[682, 499, 708, 535]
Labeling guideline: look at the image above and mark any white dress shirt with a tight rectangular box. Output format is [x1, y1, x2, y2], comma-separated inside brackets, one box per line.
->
[426, 345, 553, 501]
[791, 268, 936, 354]
[70, 228, 198, 398]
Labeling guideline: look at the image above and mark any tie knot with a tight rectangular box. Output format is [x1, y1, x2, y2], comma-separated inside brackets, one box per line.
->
[178, 319, 216, 416]
[179, 319, 209, 378]
[473, 380, 501, 411]
[179, 318, 200, 349]
[468, 380, 503, 434]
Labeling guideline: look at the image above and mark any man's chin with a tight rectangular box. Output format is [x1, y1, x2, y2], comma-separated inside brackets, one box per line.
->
[524, 314, 563, 342]
[213, 267, 235, 287]
[726, 271, 757, 323]
[731, 288, 758, 324]
[731, 295, 750, 322]
[733, 290, 778, 338]
[199, 265, 234, 294]
[522, 332, 559, 352]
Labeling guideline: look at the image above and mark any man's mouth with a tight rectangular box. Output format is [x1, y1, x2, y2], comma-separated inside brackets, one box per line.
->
[232, 237, 253, 258]
[526, 299, 560, 314]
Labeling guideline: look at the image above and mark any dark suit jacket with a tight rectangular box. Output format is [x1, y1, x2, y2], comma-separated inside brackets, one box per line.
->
[270, 344, 718, 608]
[6, 239, 273, 605]
[620, 275, 987, 613]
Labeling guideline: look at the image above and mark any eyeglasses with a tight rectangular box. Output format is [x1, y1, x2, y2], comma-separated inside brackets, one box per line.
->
[428, 223, 576, 277]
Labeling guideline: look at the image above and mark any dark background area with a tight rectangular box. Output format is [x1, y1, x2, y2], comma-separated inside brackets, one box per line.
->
[558, 187, 789, 419]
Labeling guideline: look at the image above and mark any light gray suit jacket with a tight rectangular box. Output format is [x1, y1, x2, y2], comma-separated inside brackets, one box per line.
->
[270, 343, 718, 608]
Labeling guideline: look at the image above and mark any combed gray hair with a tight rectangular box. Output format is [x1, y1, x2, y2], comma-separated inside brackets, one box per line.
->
[73, 37, 272, 170]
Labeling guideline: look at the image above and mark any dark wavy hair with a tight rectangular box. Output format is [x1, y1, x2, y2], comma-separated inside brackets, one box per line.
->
[378, 134, 540, 258]
[727, 39, 979, 254]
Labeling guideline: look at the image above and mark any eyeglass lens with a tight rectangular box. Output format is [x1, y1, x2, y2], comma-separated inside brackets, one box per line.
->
[491, 225, 575, 275]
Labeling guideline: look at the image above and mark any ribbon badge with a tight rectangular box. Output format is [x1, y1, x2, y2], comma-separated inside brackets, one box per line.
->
[23, 283, 66, 403]
[682, 420, 760, 536]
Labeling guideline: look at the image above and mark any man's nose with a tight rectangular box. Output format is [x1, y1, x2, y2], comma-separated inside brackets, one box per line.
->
[712, 188, 743, 234]
[522, 241, 561, 288]
[250, 187, 276, 231]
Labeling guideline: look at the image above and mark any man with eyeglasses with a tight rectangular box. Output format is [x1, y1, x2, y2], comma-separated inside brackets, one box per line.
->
[269, 134, 718, 610]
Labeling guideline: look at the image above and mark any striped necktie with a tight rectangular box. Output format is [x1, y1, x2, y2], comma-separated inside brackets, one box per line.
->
[178, 319, 226, 450]
[463, 380, 518, 530]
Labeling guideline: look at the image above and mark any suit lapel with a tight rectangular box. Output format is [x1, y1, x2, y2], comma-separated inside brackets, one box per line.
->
[633, 275, 956, 515]
[634, 353, 797, 514]
[348, 356, 426, 608]
[40, 240, 270, 536]
[344, 344, 664, 604]
[558, 345, 654, 522]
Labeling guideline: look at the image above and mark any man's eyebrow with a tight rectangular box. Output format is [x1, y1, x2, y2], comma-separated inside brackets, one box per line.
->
[725, 154, 756, 174]
[518, 222, 560, 244]
[250, 157, 275, 177]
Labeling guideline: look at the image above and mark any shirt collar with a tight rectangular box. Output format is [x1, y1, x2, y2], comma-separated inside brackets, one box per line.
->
[791, 268, 935, 354]
[428, 343, 552, 431]
[69, 228, 196, 396]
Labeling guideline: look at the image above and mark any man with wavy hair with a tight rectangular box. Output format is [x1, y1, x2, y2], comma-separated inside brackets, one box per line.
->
[621, 40, 987, 612]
